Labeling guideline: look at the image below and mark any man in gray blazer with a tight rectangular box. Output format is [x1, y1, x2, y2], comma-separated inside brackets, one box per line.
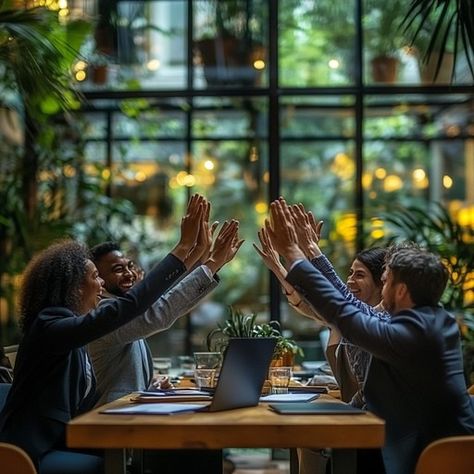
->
[89, 218, 243, 406]
[265, 198, 474, 474]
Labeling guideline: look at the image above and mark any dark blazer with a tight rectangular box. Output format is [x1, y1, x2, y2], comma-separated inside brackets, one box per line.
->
[287, 259, 474, 474]
[0, 253, 185, 466]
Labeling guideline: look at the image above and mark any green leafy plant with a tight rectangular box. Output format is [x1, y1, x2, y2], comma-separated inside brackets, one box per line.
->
[374, 202, 474, 311]
[373, 202, 474, 382]
[401, 0, 474, 80]
[206, 307, 303, 361]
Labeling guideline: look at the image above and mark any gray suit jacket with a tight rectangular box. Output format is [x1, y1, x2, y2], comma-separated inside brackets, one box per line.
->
[89, 265, 218, 406]
[288, 259, 474, 474]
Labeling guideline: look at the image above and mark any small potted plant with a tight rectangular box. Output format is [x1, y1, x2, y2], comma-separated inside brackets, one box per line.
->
[206, 307, 303, 367]
[194, 0, 265, 87]
[364, 0, 405, 83]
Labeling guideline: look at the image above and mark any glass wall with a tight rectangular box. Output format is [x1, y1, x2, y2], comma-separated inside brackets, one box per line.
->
[1, 1, 473, 360]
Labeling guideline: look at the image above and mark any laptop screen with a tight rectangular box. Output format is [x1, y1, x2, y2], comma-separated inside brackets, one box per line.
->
[208, 337, 277, 412]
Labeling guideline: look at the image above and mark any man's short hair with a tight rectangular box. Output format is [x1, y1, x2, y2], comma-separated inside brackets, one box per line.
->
[387, 248, 448, 306]
[90, 241, 121, 263]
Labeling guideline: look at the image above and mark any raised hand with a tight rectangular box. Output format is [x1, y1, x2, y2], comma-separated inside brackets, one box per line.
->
[265, 198, 305, 265]
[171, 194, 205, 265]
[289, 203, 322, 259]
[253, 227, 287, 279]
[184, 200, 219, 269]
[205, 220, 244, 275]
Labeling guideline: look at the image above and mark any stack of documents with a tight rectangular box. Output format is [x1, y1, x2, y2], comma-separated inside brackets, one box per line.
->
[130, 389, 212, 403]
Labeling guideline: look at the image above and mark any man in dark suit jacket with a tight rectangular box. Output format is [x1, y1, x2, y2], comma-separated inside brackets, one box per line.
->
[265, 198, 474, 474]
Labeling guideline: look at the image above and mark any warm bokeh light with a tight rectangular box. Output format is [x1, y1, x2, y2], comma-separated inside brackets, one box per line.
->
[263, 171, 269, 183]
[204, 159, 215, 170]
[328, 59, 340, 69]
[135, 171, 147, 182]
[101, 169, 111, 180]
[443, 175, 453, 189]
[253, 60, 265, 70]
[371, 229, 385, 239]
[176, 171, 188, 186]
[362, 172, 373, 189]
[412, 168, 426, 182]
[413, 177, 429, 189]
[331, 152, 354, 179]
[147, 59, 161, 71]
[255, 201, 268, 214]
[335, 213, 357, 242]
[375, 168, 387, 179]
[383, 175, 403, 192]
[182, 174, 196, 187]
[74, 61, 87, 72]
[75, 70, 86, 82]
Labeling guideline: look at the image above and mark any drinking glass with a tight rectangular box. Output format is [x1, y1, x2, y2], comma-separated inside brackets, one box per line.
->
[269, 366, 292, 394]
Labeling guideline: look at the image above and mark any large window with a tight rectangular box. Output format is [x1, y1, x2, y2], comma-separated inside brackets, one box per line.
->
[1, 1, 473, 359]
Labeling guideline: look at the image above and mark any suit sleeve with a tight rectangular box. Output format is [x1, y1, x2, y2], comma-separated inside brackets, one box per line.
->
[36, 253, 186, 352]
[92, 265, 218, 346]
[287, 259, 424, 363]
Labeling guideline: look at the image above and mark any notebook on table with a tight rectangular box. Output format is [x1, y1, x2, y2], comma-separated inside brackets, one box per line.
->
[269, 401, 366, 415]
[103, 337, 277, 415]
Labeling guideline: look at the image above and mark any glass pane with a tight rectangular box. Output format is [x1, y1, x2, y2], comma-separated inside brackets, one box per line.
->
[363, 0, 474, 86]
[193, 97, 267, 138]
[364, 94, 474, 222]
[78, 1, 187, 90]
[280, 139, 357, 341]
[281, 96, 355, 138]
[113, 99, 187, 138]
[189, 138, 270, 349]
[279, 0, 356, 87]
[194, 0, 268, 89]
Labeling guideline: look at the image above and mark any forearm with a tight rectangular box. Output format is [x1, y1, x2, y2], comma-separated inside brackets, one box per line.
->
[96, 266, 217, 345]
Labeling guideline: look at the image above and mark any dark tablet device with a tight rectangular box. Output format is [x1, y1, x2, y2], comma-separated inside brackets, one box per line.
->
[269, 401, 366, 415]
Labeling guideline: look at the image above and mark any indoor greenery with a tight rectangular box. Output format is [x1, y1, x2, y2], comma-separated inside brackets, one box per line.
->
[206, 307, 304, 362]
[373, 202, 474, 383]
[401, 0, 474, 80]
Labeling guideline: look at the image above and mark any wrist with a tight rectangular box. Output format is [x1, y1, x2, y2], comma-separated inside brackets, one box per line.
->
[171, 243, 190, 266]
[204, 257, 219, 275]
[281, 245, 305, 267]
[306, 243, 321, 260]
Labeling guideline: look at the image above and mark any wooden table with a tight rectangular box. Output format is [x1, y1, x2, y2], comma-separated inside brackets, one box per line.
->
[67, 395, 384, 474]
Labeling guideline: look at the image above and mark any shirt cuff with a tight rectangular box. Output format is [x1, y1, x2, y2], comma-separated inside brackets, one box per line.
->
[289, 258, 305, 272]
[201, 264, 214, 281]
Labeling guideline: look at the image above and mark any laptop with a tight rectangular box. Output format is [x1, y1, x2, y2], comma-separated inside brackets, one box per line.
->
[102, 337, 276, 415]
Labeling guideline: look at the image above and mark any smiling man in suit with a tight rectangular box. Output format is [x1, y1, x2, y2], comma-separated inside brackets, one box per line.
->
[89, 203, 243, 406]
[265, 198, 474, 474]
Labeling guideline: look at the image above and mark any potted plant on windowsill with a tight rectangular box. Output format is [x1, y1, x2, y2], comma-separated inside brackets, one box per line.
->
[206, 307, 303, 367]
[194, 0, 265, 87]
[364, 0, 405, 83]
[400, 0, 474, 83]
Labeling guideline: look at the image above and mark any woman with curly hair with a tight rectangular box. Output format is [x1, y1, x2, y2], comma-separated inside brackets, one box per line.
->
[0, 194, 218, 473]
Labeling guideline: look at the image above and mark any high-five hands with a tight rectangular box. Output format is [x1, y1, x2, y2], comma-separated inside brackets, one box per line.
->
[171, 194, 205, 268]
[265, 198, 305, 266]
[288, 203, 323, 260]
[205, 220, 245, 275]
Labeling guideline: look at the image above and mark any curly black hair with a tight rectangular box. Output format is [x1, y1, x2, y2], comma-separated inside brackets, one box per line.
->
[19, 240, 91, 332]
[90, 241, 121, 263]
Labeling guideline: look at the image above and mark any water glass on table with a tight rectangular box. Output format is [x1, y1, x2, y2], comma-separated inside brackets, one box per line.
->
[194, 367, 218, 389]
[153, 357, 172, 375]
[269, 366, 292, 394]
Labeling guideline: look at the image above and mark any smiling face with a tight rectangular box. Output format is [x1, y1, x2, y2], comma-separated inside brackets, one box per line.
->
[347, 259, 382, 306]
[94, 250, 136, 296]
[78, 259, 104, 313]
